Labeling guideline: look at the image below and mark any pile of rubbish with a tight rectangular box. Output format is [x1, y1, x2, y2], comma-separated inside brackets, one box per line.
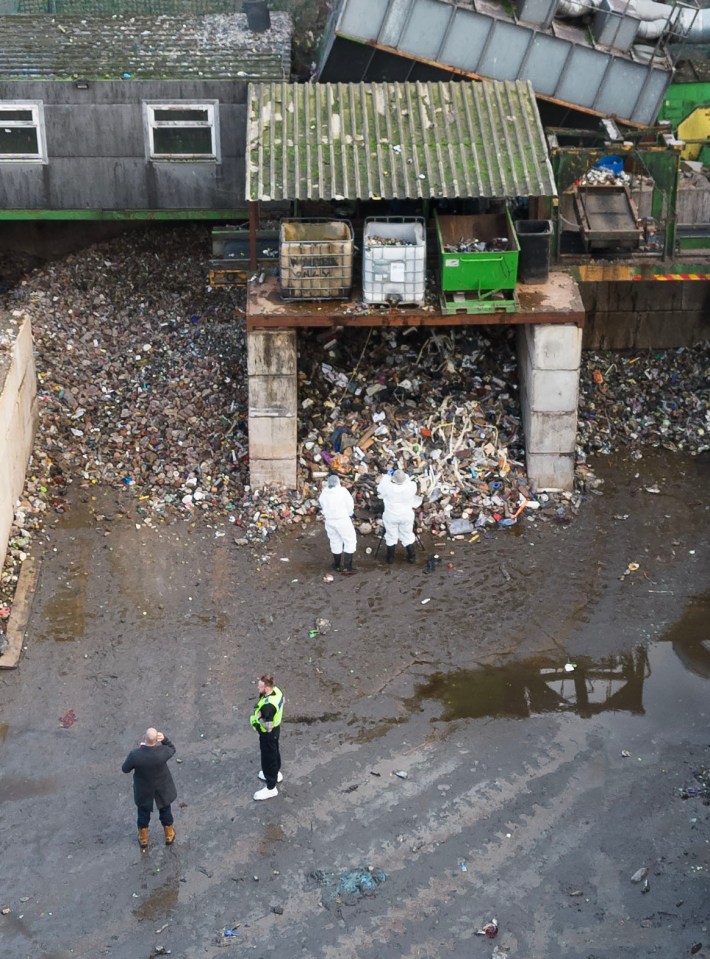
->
[578, 347, 709, 456]
[1, 225, 708, 618]
[577, 165, 631, 187]
[364, 234, 417, 248]
[295, 324, 589, 537]
[442, 236, 510, 253]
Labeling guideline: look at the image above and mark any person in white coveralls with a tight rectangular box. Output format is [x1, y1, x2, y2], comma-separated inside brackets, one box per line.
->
[376, 469, 422, 565]
[318, 475, 357, 575]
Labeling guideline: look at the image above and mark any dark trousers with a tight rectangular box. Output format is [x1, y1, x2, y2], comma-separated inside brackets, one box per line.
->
[137, 803, 173, 829]
[259, 726, 281, 790]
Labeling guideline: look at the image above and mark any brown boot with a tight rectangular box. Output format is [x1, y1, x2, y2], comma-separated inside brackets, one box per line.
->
[163, 824, 175, 846]
[138, 827, 149, 849]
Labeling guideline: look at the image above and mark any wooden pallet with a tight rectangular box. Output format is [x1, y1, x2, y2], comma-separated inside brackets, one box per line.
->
[440, 288, 518, 315]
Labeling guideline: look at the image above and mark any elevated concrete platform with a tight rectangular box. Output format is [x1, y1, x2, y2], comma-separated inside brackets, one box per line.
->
[246, 273, 585, 492]
[246, 271, 585, 330]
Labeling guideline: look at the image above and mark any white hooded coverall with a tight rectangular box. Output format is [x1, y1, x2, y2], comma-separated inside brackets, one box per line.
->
[318, 484, 357, 554]
[377, 474, 422, 547]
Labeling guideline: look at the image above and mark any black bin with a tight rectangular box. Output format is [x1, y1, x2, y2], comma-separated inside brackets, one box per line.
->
[515, 219, 552, 283]
[243, 0, 271, 32]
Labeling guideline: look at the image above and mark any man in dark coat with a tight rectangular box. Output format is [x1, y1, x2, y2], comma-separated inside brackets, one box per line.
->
[122, 727, 177, 849]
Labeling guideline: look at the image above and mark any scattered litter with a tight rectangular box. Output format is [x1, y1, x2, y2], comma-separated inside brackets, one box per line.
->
[476, 917, 499, 938]
[630, 867, 649, 883]
[679, 766, 710, 803]
[311, 866, 387, 908]
[394, 770, 408, 779]
[459, 861, 468, 872]
[564, 663, 576, 672]
[322, 574, 334, 583]
[421, 598, 431, 605]
[59, 709, 77, 728]
[621, 750, 631, 758]
[315, 617, 331, 634]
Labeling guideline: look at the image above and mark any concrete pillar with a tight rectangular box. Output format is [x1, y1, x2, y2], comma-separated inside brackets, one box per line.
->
[517, 323, 582, 491]
[247, 329, 298, 488]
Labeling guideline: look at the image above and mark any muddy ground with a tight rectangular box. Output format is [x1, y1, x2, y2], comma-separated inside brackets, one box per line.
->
[0, 447, 708, 959]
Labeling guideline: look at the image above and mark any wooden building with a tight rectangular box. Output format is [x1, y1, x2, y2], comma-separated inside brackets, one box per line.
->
[0, 12, 292, 219]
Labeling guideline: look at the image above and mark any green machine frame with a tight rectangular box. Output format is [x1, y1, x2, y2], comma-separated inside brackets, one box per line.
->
[547, 126, 680, 261]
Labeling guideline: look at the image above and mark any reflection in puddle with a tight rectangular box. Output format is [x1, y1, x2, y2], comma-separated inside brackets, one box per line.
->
[412, 592, 710, 722]
[412, 648, 650, 720]
[665, 591, 710, 679]
[133, 880, 179, 921]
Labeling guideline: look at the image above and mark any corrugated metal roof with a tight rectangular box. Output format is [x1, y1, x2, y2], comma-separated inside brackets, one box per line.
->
[246, 80, 557, 202]
[0, 13, 292, 80]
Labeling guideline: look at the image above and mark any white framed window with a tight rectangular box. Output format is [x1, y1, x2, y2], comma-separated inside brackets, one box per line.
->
[143, 101, 220, 161]
[0, 101, 47, 163]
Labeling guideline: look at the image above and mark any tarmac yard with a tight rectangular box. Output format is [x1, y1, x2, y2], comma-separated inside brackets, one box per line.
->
[0, 448, 708, 959]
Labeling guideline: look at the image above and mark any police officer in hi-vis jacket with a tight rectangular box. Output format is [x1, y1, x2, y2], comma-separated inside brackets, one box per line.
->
[251, 674, 284, 800]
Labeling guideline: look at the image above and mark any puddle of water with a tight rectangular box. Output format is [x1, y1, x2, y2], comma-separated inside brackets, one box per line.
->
[258, 822, 286, 856]
[57, 500, 98, 531]
[411, 648, 650, 721]
[39, 564, 90, 641]
[411, 592, 710, 722]
[663, 591, 710, 679]
[133, 880, 179, 921]
[0, 776, 57, 802]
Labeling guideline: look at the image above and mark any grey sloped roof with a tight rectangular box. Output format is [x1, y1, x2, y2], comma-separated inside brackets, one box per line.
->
[0, 13, 293, 80]
[246, 79, 557, 202]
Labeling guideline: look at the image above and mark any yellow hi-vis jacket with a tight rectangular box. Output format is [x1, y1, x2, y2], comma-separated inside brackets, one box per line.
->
[250, 686, 284, 733]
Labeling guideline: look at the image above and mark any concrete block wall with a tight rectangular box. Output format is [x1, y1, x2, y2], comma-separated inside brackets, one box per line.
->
[517, 323, 582, 491]
[247, 329, 298, 489]
[581, 280, 710, 349]
[0, 314, 38, 569]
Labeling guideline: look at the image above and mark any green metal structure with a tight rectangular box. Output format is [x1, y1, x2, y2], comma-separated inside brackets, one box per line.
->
[548, 126, 680, 261]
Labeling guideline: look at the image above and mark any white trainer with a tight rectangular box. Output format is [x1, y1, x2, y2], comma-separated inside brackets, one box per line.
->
[258, 771, 283, 783]
[253, 786, 278, 801]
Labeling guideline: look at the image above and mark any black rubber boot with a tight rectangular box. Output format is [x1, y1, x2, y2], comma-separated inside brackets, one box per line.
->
[332, 552, 343, 571]
[406, 544, 416, 564]
[386, 545, 395, 565]
[342, 553, 357, 576]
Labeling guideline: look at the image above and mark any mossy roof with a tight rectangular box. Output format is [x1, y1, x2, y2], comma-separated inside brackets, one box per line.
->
[0, 12, 292, 80]
[246, 79, 557, 201]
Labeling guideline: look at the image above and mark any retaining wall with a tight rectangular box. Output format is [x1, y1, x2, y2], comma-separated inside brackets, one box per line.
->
[581, 280, 710, 349]
[0, 314, 37, 569]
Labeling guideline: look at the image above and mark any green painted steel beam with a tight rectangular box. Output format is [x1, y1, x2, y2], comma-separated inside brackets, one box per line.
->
[0, 209, 248, 221]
